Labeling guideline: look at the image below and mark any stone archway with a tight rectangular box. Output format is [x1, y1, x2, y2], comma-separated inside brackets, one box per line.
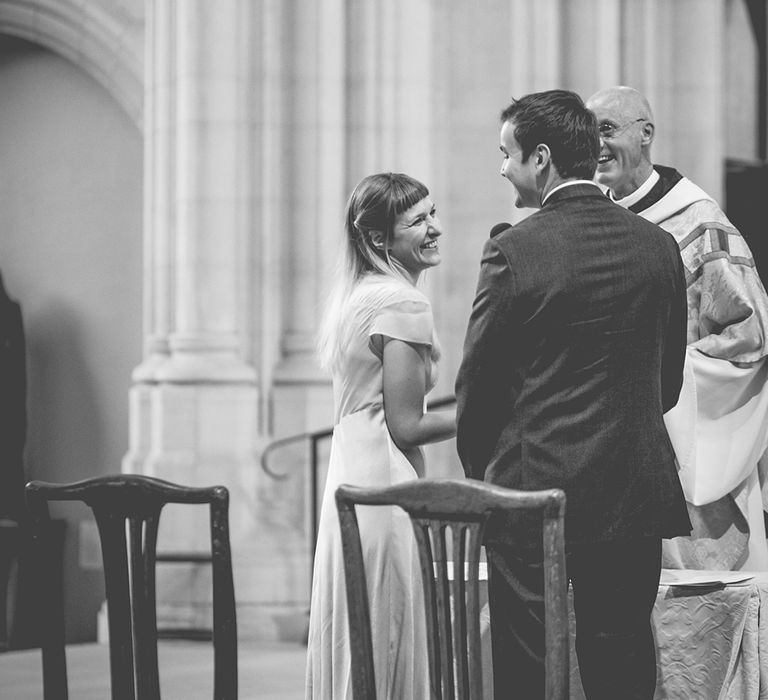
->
[0, 0, 143, 126]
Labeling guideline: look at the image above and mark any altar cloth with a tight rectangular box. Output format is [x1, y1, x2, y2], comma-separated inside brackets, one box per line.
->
[472, 567, 768, 698]
[568, 571, 768, 699]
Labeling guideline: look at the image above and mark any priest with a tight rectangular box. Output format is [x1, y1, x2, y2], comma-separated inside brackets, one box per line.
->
[586, 85, 768, 570]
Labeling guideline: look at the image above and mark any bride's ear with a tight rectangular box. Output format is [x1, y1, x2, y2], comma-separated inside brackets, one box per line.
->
[368, 230, 386, 250]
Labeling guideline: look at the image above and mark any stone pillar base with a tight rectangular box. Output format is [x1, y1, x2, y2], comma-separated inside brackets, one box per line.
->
[153, 600, 309, 644]
[121, 380, 311, 643]
[97, 600, 309, 644]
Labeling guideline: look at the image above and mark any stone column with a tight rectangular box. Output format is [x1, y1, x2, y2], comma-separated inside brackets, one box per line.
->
[125, 0, 310, 641]
[620, 0, 725, 200]
[128, 0, 258, 477]
[562, 0, 621, 97]
[654, 0, 725, 201]
[124, 0, 174, 474]
[270, 0, 344, 439]
[157, 0, 255, 385]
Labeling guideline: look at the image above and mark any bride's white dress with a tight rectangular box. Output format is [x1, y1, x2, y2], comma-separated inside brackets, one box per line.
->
[305, 274, 440, 699]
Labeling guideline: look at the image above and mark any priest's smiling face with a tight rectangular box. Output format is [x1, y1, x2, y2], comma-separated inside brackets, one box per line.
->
[586, 90, 653, 199]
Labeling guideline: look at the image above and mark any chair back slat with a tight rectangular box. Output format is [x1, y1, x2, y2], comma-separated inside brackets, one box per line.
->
[430, 521, 454, 700]
[94, 511, 137, 700]
[127, 514, 161, 700]
[450, 524, 469, 700]
[410, 521, 442, 700]
[25, 474, 238, 700]
[141, 513, 161, 685]
[336, 478, 568, 700]
[464, 524, 485, 699]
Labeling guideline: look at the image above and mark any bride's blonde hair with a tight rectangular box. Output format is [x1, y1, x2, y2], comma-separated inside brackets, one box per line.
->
[317, 172, 429, 371]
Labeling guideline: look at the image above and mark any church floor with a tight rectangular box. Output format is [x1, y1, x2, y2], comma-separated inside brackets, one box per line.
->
[0, 638, 306, 699]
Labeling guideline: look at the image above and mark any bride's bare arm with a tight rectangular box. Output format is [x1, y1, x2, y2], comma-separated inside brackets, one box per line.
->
[381, 338, 456, 455]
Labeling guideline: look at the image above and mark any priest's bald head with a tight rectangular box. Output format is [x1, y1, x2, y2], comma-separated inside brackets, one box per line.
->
[586, 86, 656, 199]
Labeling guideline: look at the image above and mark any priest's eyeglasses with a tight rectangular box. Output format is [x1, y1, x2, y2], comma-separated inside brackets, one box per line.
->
[598, 118, 647, 139]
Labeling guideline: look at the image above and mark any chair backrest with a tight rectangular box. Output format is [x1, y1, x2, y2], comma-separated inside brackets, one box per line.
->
[335, 478, 568, 700]
[25, 474, 238, 700]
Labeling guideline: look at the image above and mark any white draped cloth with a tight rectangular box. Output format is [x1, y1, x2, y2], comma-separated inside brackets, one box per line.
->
[663, 349, 768, 569]
[623, 168, 768, 570]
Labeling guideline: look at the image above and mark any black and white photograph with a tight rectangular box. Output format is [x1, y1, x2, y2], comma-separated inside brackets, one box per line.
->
[0, 1, 766, 698]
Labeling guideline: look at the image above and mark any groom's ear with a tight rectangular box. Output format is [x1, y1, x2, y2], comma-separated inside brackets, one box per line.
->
[534, 144, 550, 169]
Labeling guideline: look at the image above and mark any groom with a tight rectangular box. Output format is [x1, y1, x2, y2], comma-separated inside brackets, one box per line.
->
[455, 90, 691, 699]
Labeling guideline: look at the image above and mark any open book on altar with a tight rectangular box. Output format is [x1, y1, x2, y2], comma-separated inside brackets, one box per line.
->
[660, 569, 754, 587]
[443, 564, 755, 587]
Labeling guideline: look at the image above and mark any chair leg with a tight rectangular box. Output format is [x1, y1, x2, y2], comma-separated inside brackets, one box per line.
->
[37, 524, 68, 700]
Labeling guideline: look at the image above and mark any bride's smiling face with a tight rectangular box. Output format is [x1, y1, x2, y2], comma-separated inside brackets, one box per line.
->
[387, 197, 443, 281]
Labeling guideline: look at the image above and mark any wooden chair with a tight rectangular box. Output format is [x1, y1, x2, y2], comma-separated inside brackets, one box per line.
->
[25, 474, 238, 700]
[0, 520, 21, 650]
[335, 478, 568, 700]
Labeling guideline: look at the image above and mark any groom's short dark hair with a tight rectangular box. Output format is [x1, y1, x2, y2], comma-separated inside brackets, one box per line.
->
[500, 89, 599, 180]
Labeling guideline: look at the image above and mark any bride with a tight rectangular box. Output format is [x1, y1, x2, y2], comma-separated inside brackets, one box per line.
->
[305, 172, 456, 699]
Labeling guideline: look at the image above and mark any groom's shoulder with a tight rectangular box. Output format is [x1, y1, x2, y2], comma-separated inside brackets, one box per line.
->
[490, 208, 555, 244]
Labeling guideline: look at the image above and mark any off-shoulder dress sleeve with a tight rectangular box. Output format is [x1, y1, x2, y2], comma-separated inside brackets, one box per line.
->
[369, 287, 433, 354]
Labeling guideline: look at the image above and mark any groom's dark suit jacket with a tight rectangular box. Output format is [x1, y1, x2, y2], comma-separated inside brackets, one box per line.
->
[455, 183, 692, 548]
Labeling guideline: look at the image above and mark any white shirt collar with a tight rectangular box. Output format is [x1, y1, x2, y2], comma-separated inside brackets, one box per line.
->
[609, 169, 660, 208]
[541, 180, 601, 205]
